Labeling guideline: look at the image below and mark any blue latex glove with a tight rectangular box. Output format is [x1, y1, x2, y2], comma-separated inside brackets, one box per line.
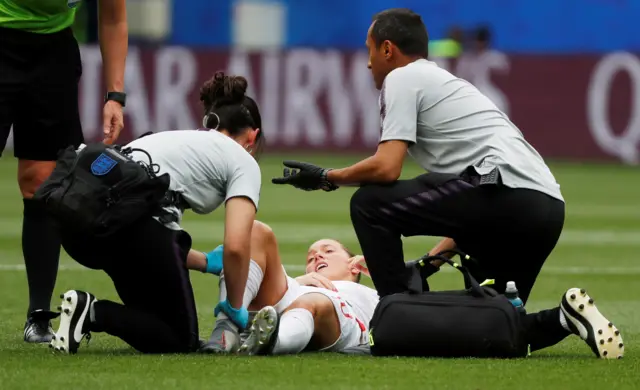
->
[214, 299, 249, 329]
[203, 244, 223, 275]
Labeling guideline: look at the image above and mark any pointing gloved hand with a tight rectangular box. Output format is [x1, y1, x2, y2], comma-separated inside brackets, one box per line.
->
[214, 299, 249, 329]
[271, 161, 339, 192]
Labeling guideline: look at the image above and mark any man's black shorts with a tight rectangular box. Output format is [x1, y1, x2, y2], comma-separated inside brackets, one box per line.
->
[0, 26, 84, 161]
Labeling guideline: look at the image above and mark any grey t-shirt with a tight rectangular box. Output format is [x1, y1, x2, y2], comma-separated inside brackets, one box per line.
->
[379, 59, 563, 202]
[126, 129, 262, 229]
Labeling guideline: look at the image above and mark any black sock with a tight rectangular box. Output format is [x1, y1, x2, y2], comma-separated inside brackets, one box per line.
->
[522, 307, 572, 352]
[92, 300, 196, 353]
[22, 198, 61, 316]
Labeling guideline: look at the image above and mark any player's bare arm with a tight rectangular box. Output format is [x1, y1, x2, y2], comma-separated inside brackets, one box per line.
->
[222, 196, 257, 309]
[186, 250, 208, 272]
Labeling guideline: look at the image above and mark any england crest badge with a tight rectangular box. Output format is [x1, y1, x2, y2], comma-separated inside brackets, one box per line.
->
[91, 153, 118, 176]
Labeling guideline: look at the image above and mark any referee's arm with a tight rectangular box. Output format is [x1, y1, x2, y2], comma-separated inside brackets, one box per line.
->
[98, 0, 128, 143]
[98, 0, 127, 93]
[327, 70, 417, 185]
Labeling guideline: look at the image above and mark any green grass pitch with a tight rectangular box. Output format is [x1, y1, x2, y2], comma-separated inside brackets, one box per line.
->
[0, 154, 639, 389]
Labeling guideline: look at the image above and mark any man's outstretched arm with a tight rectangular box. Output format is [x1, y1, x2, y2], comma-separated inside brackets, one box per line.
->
[327, 67, 419, 185]
[272, 68, 417, 189]
[326, 140, 408, 185]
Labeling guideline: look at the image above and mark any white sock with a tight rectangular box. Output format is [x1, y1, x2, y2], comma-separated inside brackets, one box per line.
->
[272, 308, 315, 355]
[217, 259, 264, 330]
[559, 310, 571, 332]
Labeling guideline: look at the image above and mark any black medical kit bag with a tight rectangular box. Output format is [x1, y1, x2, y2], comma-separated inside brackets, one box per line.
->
[368, 250, 528, 358]
[33, 143, 172, 237]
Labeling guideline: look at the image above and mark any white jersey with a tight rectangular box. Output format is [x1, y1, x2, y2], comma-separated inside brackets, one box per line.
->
[328, 281, 380, 329]
[275, 275, 379, 352]
[125, 130, 262, 229]
[379, 59, 563, 202]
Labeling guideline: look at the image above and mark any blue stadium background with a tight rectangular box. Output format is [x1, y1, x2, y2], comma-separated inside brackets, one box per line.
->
[68, 0, 640, 164]
[170, 0, 640, 52]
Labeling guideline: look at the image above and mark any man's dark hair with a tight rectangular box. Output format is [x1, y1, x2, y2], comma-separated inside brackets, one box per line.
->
[371, 8, 429, 58]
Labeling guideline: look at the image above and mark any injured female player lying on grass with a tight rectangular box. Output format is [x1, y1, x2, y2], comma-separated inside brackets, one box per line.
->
[189, 221, 624, 358]
[188, 221, 378, 355]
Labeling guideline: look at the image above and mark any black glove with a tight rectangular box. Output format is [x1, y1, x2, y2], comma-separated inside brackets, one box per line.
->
[271, 160, 339, 192]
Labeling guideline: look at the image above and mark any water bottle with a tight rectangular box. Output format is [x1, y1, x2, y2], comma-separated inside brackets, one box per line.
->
[505, 281, 526, 314]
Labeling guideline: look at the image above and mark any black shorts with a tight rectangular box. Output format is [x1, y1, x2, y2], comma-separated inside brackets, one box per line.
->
[0, 27, 84, 161]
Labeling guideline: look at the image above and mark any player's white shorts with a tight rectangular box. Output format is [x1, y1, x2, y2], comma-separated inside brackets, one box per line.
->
[273, 276, 368, 352]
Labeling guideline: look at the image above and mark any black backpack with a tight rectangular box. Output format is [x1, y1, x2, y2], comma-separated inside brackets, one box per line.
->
[368, 250, 529, 358]
[33, 143, 172, 237]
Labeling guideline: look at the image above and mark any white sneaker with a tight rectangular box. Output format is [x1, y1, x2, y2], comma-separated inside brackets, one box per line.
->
[560, 288, 623, 359]
[50, 290, 97, 354]
[238, 306, 279, 356]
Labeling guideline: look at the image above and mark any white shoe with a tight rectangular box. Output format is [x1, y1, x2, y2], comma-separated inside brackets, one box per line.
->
[238, 306, 279, 356]
[50, 290, 97, 354]
[560, 288, 623, 359]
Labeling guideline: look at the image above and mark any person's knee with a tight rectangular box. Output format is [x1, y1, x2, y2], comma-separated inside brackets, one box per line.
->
[286, 294, 340, 349]
[252, 220, 275, 244]
[285, 293, 331, 317]
[18, 160, 56, 198]
[285, 295, 317, 315]
[351, 185, 379, 207]
[350, 185, 381, 218]
[250, 220, 276, 270]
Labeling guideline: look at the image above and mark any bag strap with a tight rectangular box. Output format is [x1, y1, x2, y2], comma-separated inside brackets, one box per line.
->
[119, 146, 161, 177]
[413, 249, 487, 298]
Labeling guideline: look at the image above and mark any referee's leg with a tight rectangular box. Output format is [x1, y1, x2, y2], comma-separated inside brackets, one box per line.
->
[349, 172, 565, 301]
[8, 27, 84, 343]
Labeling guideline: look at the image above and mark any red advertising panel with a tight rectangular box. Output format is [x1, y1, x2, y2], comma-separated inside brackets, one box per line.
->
[77, 47, 640, 164]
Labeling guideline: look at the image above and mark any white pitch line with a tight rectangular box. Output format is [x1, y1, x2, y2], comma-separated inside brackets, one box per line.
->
[154, 223, 640, 245]
[0, 217, 637, 245]
[247, 202, 640, 219]
[1, 263, 640, 275]
[568, 204, 640, 218]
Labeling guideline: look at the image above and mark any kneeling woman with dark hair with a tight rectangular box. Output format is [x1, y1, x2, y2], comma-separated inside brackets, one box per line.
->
[49, 72, 265, 355]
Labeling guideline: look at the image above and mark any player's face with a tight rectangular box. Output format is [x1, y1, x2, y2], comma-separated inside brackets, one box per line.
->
[366, 22, 390, 90]
[306, 239, 355, 281]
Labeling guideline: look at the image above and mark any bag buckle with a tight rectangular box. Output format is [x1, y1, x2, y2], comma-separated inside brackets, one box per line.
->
[417, 249, 488, 298]
[106, 189, 120, 207]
